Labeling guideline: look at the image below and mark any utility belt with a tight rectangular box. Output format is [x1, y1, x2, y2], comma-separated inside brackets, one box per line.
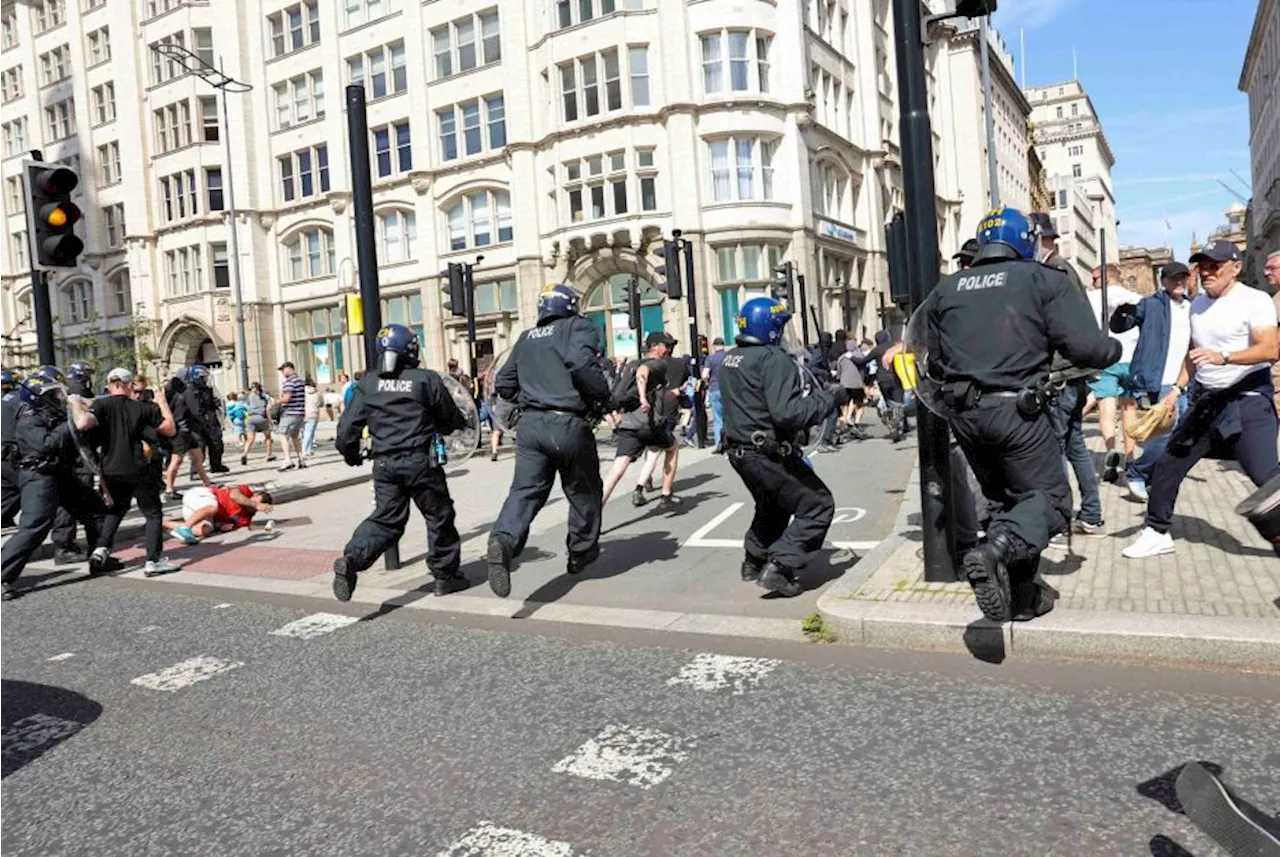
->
[725, 430, 800, 460]
[375, 441, 448, 469]
[15, 456, 59, 474]
[525, 404, 586, 418]
[942, 380, 1053, 419]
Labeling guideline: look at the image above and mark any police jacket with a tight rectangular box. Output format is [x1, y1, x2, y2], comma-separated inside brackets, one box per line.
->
[13, 404, 74, 470]
[336, 366, 468, 461]
[494, 315, 610, 415]
[2, 392, 22, 457]
[926, 248, 1121, 392]
[719, 343, 835, 447]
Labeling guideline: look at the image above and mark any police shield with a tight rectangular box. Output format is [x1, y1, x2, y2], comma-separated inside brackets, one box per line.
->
[482, 348, 520, 433]
[65, 393, 114, 505]
[440, 373, 481, 468]
[780, 341, 827, 459]
[902, 307, 952, 420]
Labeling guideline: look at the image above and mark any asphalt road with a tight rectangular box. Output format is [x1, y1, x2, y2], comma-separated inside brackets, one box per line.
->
[4, 582, 1278, 857]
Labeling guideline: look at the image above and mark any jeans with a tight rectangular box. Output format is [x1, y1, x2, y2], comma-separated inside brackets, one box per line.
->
[1126, 385, 1190, 487]
[302, 419, 318, 455]
[1047, 379, 1102, 526]
[709, 389, 723, 447]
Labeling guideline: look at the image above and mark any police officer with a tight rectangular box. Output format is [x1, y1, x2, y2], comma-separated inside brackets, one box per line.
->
[1, 371, 105, 600]
[66, 361, 94, 397]
[919, 207, 1120, 622]
[1, 369, 23, 528]
[487, 283, 612, 598]
[189, 365, 229, 474]
[24, 365, 92, 565]
[719, 297, 847, 597]
[331, 324, 470, 602]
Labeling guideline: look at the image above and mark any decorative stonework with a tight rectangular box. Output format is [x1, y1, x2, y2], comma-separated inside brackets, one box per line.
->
[328, 191, 351, 214]
[257, 212, 277, 230]
[409, 172, 432, 196]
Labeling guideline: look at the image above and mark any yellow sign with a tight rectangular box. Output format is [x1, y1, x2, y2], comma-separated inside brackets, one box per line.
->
[346, 295, 364, 336]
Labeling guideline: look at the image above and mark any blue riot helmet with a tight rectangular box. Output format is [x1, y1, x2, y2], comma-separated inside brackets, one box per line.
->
[536, 283, 580, 323]
[33, 365, 66, 386]
[1, 368, 18, 394]
[735, 297, 793, 346]
[976, 206, 1037, 261]
[375, 323, 421, 375]
[187, 364, 211, 386]
[19, 373, 67, 416]
[68, 360, 92, 379]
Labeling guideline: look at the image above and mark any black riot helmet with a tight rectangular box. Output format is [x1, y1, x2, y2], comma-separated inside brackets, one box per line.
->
[375, 324, 421, 375]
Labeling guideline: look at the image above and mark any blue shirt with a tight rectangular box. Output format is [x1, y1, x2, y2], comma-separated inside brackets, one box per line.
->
[705, 350, 727, 391]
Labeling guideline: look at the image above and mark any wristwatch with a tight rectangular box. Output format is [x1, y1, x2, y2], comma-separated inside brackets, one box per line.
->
[1220, 350, 1232, 365]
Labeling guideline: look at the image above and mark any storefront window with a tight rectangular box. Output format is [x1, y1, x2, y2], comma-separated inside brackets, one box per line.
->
[380, 293, 426, 349]
[290, 305, 345, 385]
[582, 273, 664, 359]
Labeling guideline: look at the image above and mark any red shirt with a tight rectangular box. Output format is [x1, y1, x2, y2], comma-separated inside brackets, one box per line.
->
[213, 484, 257, 528]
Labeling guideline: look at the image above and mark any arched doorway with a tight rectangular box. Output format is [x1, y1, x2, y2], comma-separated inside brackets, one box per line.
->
[582, 273, 666, 359]
[158, 318, 232, 387]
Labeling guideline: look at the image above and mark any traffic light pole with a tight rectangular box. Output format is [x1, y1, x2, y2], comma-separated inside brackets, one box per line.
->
[627, 274, 643, 350]
[30, 269, 55, 365]
[463, 262, 480, 400]
[796, 273, 811, 349]
[220, 70, 251, 392]
[675, 231, 706, 448]
[347, 83, 398, 571]
[893, 0, 957, 583]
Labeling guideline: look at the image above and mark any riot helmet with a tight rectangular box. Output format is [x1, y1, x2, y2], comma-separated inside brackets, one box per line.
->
[1, 368, 19, 394]
[536, 283, 580, 324]
[375, 323, 421, 375]
[976, 206, 1037, 261]
[735, 297, 792, 346]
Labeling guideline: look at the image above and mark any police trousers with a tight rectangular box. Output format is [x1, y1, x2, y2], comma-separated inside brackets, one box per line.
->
[729, 449, 835, 570]
[2, 468, 105, 585]
[493, 410, 602, 557]
[1, 458, 18, 526]
[50, 465, 95, 550]
[949, 400, 1071, 566]
[342, 449, 460, 576]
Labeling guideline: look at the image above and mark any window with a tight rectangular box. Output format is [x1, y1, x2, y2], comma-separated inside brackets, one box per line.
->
[279, 144, 329, 201]
[97, 141, 121, 185]
[211, 243, 229, 288]
[150, 33, 186, 84]
[86, 27, 110, 65]
[2, 8, 16, 50]
[714, 244, 782, 287]
[273, 70, 325, 128]
[104, 204, 125, 247]
[1057, 189, 1067, 209]
[1071, 163, 1082, 178]
[560, 47, 646, 122]
[472, 278, 518, 315]
[35, 0, 65, 33]
[200, 97, 219, 141]
[282, 227, 335, 281]
[268, 1, 320, 58]
[629, 46, 649, 107]
[290, 305, 346, 382]
[158, 169, 198, 222]
[444, 190, 511, 251]
[1071, 102, 1079, 117]
[560, 149, 654, 223]
[636, 147, 657, 211]
[346, 42, 405, 99]
[146, 0, 178, 18]
[206, 168, 223, 211]
[44, 98, 75, 142]
[5, 176, 20, 210]
[10, 230, 28, 270]
[92, 83, 116, 125]
[701, 30, 770, 94]
[192, 28, 214, 67]
[153, 100, 192, 153]
[555, 0, 638, 30]
[431, 10, 499, 79]
[1055, 105, 1063, 118]
[108, 269, 130, 314]
[40, 45, 71, 85]
[372, 121, 411, 177]
[377, 209, 417, 263]
[437, 94, 504, 161]
[814, 162, 849, 220]
[165, 246, 204, 296]
[64, 280, 93, 323]
[344, 0, 389, 29]
[1, 67, 21, 103]
[708, 136, 775, 201]
[2, 118, 27, 158]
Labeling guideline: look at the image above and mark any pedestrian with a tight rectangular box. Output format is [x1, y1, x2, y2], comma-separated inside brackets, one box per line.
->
[601, 332, 680, 507]
[447, 358, 472, 395]
[702, 337, 728, 450]
[226, 392, 248, 445]
[241, 381, 275, 465]
[1108, 262, 1194, 500]
[276, 362, 306, 471]
[835, 340, 868, 439]
[1123, 240, 1280, 558]
[920, 207, 1119, 622]
[331, 324, 471, 601]
[487, 284, 612, 597]
[630, 338, 687, 504]
[719, 297, 846, 597]
[1, 369, 23, 528]
[1086, 263, 1143, 483]
[87, 368, 180, 577]
[302, 377, 320, 457]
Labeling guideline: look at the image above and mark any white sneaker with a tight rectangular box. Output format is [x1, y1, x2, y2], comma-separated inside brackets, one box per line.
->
[144, 557, 180, 577]
[1128, 480, 1149, 501]
[1122, 527, 1174, 559]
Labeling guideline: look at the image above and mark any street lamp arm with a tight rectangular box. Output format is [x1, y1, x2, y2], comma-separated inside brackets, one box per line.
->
[153, 43, 253, 93]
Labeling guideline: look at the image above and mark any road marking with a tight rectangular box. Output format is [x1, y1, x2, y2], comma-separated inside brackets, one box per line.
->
[47, 652, 76, 662]
[682, 502, 878, 551]
[131, 656, 243, 692]
[436, 823, 579, 857]
[667, 653, 780, 695]
[2, 714, 84, 761]
[831, 506, 866, 524]
[138, 626, 161, 634]
[269, 612, 360, 640]
[552, 724, 693, 789]
[213, 603, 233, 609]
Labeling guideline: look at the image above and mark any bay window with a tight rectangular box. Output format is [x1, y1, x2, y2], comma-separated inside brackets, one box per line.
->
[707, 136, 776, 202]
[444, 190, 512, 251]
[283, 227, 335, 282]
[700, 29, 772, 95]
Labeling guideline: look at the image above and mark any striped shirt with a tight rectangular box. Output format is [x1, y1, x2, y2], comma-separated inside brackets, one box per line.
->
[282, 374, 306, 416]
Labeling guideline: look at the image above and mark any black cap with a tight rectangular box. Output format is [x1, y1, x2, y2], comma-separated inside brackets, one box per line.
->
[952, 238, 980, 259]
[1028, 212, 1058, 238]
[1160, 261, 1189, 279]
[645, 331, 676, 349]
[712, 337, 725, 345]
[1189, 240, 1241, 264]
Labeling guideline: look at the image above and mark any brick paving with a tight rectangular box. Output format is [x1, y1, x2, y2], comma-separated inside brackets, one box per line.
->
[848, 430, 1280, 619]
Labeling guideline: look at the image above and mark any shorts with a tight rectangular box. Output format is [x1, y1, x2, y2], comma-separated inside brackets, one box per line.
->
[172, 431, 205, 455]
[613, 427, 674, 462]
[181, 486, 217, 519]
[246, 414, 271, 434]
[844, 387, 866, 406]
[1088, 362, 1133, 400]
[278, 414, 304, 438]
[231, 419, 247, 437]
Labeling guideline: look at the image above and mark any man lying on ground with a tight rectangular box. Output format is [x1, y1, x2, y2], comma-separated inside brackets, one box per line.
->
[165, 483, 274, 543]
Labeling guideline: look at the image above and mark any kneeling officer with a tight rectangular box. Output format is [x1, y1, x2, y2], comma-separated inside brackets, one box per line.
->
[921, 207, 1119, 622]
[332, 324, 470, 601]
[720, 297, 847, 597]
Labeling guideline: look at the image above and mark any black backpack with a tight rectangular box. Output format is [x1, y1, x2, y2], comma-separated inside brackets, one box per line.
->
[609, 360, 642, 413]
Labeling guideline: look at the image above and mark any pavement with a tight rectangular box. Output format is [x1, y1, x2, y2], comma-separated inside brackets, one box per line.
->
[818, 428, 1280, 668]
[3, 581, 1279, 856]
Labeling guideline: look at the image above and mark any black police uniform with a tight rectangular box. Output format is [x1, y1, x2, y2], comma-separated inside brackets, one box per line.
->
[924, 245, 1120, 620]
[334, 365, 469, 596]
[719, 343, 840, 596]
[196, 383, 226, 472]
[1, 390, 22, 527]
[49, 375, 97, 561]
[489, 313, 611, 591]
[1, 399, 106, 596]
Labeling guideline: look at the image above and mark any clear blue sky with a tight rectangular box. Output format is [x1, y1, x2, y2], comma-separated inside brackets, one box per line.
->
[991, 0, 1256, 258]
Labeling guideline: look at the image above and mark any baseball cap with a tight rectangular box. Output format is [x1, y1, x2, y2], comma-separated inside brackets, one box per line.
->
[278, 361, 296, 370]
[712, 337, 725, 346]
[1160, 261, 1190, 279]
[952, 238, 980, 259]
[645, 331, 677, 349]
[1189, 240, 1241, 264]
[106, 367, 134, 385]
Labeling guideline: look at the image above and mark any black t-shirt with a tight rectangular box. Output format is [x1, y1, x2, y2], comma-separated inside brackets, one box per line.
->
[91, 394, 163, 478]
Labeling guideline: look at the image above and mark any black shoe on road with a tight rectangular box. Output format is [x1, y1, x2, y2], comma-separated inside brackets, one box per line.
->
[567, 546, 600, 575]
[757, 561, 803, 597]
[631, 486, 649, 507]
[54, 548, 86, 566]
[740, 556, 766, 582]
[433, 573, 469, 597]
[962, 543, 1012, 622]
[486, 535, 514, 598]
[332, 556, 357, 603]
[1011, 578, 1058, 622]
[2, 583, 20, 601]
[656, 494, 682, 512]
[88, 554, 123, 576]
[1102, 451, 1122, 484]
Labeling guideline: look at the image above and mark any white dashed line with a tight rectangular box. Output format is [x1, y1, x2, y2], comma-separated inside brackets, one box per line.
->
[213, 603, 233, 609]
[138, 626, 161, 634]
[551, 724, 693, 789]
[436, 823, 580, 857]
[2, 714, 85, 760]
[46, 652, 76, 662]
[269, 613, 360, 640]
[130, 656, 243, 692]
[667, 653, 780, 695]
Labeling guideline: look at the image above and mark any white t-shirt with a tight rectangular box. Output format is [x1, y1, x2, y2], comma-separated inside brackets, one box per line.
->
[1088, 286, 1143, 363]
[1188, 282, 1278, 391]
[1161, 298, 1192, 386]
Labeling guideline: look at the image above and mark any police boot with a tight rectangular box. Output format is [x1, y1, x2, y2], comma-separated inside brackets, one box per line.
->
[1235, 473, 1280, 557]
[740, 555, 766, 582]
[757, 560, 804, 598]
[54, 546, 86, 566]
[2, 582, 19, 601]
[486, 534, 515, 598]
[433, 570, 468, 597]
[961, 534, 1014, 623]
[332, 556, 357, 603]
[567, 545, 600, 575]
[1012, 577, 1058, 622]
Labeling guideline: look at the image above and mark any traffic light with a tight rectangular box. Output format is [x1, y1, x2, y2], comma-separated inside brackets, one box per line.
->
[956, 0, 997, 16]
[653, 239, 683, 299]
[622, 276, 642, 331]
[772, 261, 794, 303]
[24, 163, 83, 268]
[885, 212, 911, 308]
[441, 262, 466, 318]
